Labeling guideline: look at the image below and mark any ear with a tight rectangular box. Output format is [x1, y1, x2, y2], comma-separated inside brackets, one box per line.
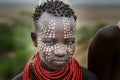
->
[31, 32, 37, 47]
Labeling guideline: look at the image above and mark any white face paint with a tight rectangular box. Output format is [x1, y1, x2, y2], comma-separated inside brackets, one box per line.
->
[35, 12, 76, 70]
[37, 16, 56, 60]
[63, 17, 76, 39]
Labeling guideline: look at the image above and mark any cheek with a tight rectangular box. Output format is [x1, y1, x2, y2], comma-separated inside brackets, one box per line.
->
[38, 42, 54, 61]
[67, 44, 75, 55]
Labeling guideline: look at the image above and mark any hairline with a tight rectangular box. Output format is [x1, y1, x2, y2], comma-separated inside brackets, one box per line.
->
[34, 12, 76, 31]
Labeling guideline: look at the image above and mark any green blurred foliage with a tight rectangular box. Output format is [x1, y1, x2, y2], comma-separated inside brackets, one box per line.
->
[0, 23, 14, 53]
[76, 23, 107, 44]
[0, 11, 36, 80]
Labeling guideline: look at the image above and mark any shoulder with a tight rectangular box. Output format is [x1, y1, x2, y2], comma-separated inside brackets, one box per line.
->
[12, 72, 23, 80]
[82, 67, 98, 80]
[95, 25, 116, 39]
[90, 25, 117, 45]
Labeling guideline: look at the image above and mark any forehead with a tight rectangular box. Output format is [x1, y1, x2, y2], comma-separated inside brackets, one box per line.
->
[35, 12, 76, 38]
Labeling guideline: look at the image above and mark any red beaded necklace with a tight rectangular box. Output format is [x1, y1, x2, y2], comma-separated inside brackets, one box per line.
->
[23, 52, 82, 80]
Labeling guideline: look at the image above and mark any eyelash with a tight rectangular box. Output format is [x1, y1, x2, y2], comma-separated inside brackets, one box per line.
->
[42, 40, 75, 45]
[43, 41, 56, 45]
[65, 41, 75, 45]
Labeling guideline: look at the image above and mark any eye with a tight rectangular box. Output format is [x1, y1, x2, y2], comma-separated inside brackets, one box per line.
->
[42, 40, 56, 45]
[68, 41, 75, 44]
[65, 39, 75, 45]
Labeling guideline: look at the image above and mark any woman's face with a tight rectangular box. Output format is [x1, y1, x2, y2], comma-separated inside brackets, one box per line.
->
[35, 12, 76, 71]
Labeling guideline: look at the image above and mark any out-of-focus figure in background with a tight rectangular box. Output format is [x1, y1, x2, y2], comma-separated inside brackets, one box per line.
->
[88, 21, 120, 80]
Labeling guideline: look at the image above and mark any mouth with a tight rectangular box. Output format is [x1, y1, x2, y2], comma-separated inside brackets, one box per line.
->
[53, 60, 68, 66]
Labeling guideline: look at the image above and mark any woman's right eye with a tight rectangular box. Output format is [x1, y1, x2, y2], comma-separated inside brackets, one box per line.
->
[43, 41, 55, 45]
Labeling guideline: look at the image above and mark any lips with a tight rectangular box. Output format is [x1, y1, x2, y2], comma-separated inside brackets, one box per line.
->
[53, 60, 67, 66]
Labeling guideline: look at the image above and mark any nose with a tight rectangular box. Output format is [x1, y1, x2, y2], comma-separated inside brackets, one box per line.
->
[54, 47, 66, 57]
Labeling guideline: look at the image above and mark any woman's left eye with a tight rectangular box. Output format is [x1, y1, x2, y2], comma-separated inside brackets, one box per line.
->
[65, 40, 75, 44]
[69, 41, 75, 44]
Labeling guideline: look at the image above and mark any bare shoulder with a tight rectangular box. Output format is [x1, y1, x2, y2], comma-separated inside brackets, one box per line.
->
[82, 67, 98, 80]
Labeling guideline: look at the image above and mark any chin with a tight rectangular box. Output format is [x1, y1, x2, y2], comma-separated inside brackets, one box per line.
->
[52, 66, 65, 71]
[53, 63, 67, 70]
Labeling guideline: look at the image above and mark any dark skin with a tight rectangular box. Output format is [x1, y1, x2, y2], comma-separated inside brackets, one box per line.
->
[12, 12, 98, 80]
[88, 26, 120, 80]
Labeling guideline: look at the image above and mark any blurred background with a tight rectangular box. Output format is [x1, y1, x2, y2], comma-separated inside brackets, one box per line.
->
[0, 0, 120, 79]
